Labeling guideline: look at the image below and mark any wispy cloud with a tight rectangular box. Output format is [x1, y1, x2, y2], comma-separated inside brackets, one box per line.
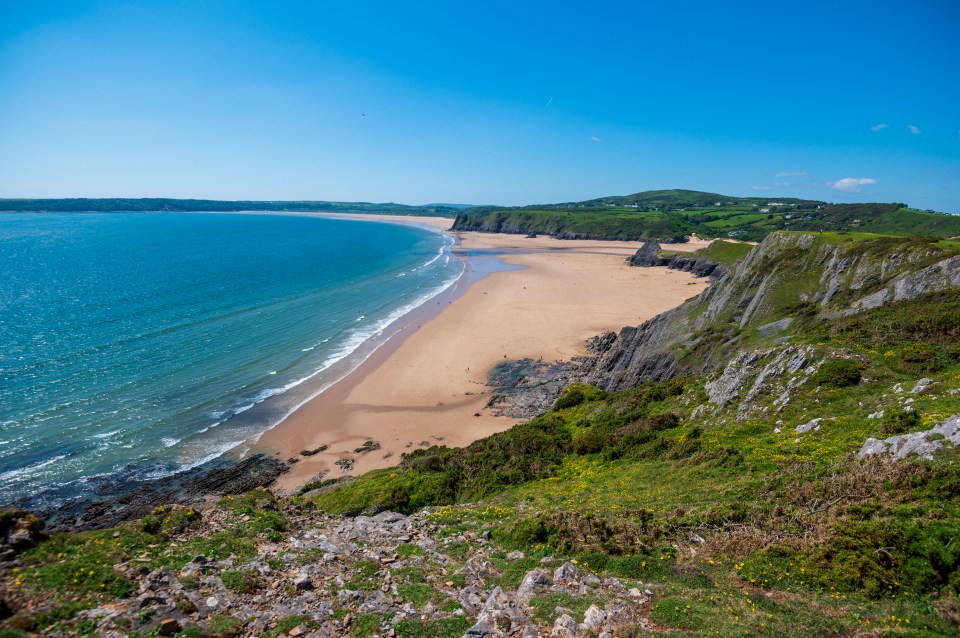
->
[544, 96, 554, 109]
[870, 123, 889, 132]
[590, 136, 600, 142]
[907, 124, 922, 135]
[830, 177, 876, 193]
[752, 185, 770, 190]
[774, 171, 807, 177]
[774, 181, 791, 187]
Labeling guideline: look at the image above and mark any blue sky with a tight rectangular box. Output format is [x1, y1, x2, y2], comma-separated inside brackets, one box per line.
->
[1, 1, 958, 211]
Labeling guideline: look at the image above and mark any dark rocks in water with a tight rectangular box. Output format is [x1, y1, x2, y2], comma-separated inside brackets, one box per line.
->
[485, 358, 578, 418]
[40, 453, 289, 533]
[628, 240, 727, 279]
[525, 233, 538, 238]
[300, 445, 329, 457]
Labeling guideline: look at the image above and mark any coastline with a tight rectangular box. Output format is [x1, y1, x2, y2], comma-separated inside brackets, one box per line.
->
[254, 222, 712, 493]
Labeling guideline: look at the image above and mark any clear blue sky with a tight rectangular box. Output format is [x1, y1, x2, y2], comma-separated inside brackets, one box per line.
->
[1, 1, 958, 211]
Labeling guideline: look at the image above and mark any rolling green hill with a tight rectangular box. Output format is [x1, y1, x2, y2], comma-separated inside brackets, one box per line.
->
[453, 190, 960, 242]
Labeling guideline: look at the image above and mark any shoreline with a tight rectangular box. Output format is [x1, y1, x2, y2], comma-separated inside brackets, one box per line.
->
[254, 223, 712, 493]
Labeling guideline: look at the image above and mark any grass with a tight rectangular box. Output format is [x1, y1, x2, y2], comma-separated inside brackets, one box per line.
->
[306, 232, 960, 633]
[393, 617, 472, 638]
[691, 239, 754, 265]
[529, 592, 598, 624]
[1, 489, 290, 635]
[454, 197, 960, 242]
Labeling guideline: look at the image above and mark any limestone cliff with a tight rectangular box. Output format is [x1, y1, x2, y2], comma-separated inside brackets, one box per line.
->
[579, 232, 960, 392]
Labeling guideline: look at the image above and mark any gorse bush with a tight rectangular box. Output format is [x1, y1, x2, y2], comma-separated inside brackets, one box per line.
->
[808, 359, 862, 388]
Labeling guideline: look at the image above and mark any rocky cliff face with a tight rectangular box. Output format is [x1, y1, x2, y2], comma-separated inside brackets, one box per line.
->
[579, 233, 960, 393]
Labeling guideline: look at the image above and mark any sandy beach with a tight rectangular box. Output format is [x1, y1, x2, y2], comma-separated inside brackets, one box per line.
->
[257, 219, 711, 492]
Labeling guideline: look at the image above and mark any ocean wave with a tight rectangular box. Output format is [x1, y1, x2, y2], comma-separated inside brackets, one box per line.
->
[0, 454, 69, 485]
[249, 255, 465, 443]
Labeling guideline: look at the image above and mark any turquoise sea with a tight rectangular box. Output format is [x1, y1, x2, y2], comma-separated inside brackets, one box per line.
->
[0, 212, 461, 507]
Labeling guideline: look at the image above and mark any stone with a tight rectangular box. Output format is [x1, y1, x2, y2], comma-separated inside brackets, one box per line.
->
[911, 378, 935, 394]
[582, 604, 606, 631]
[506, 550, 526, 560]
[553, 562, 581, 582]
[465, 618, 495, 636]
[158, 619, 181, 636]
[859, 414, 960, 461]
[551, 613, 582, 637]
[293, 574, 314, 591]
[205, 596, 218, 608]
[516, 568, 553, 604]
[795, 418, 823, 433]
[757, 317, 794, 337]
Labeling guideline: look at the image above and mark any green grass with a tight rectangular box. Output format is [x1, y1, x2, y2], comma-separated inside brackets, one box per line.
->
[307, 244, 960, 634]
[393, 617, 472, 638]
[529, 592, 598, 624]
[454, 196, 960, 242]
[2, 490, 293, 635]
[691, 239, 754, 265]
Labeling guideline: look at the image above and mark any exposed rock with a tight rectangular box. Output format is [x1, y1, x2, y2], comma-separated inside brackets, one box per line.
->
[628, 241, 664, 267]
[31, 453, 288, 533]
[859, 414, 960, 460]
[757, 317, 794, 337]
[577, 232, 960, 394]
[795, 418, 824, 434]
[553, 562, 582, 582]
[627, 241, 728, 279]
[353, 440, 381, 454]
[484, 358, 578, 418]
[158, 619, 181, 636]
[911, 378, 935, 394]
[292, 574, 313, 591]
[551, 613, 582, 637]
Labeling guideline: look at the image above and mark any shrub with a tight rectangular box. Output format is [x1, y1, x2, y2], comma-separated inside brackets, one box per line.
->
[878, 408, 922, 437]
[809, 359, 862, 388]
[140, 505, 201, 537]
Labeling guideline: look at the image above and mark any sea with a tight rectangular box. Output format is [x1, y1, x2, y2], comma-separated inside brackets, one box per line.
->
[0, 212, 463, 508]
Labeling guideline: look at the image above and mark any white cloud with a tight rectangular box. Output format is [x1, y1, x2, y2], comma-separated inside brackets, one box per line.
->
[870, 123, 889, 132]
[752, 185, 770, 190]
[590, 136, 600, 142]
[774, 171, 807, 177]
[907, 124, 922, 135]
[829, 177, 877, 193]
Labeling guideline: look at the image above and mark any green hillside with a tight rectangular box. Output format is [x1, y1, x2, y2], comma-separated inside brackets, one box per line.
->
[307, 232, 960, 635]
[453, 190, 960, 242]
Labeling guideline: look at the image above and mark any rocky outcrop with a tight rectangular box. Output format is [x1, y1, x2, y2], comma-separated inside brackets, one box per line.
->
[846, 255, 960, 315]
[484, 359, 578, 418]
[452, 214, 678, 242]
[36, 453, 289, 533]
[627, 241, 727, 278]
[4, 505, 652, 637]
[859, 414, 960, 460]
[576, 232, 960, 393]
[627, 241, 665, 267]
